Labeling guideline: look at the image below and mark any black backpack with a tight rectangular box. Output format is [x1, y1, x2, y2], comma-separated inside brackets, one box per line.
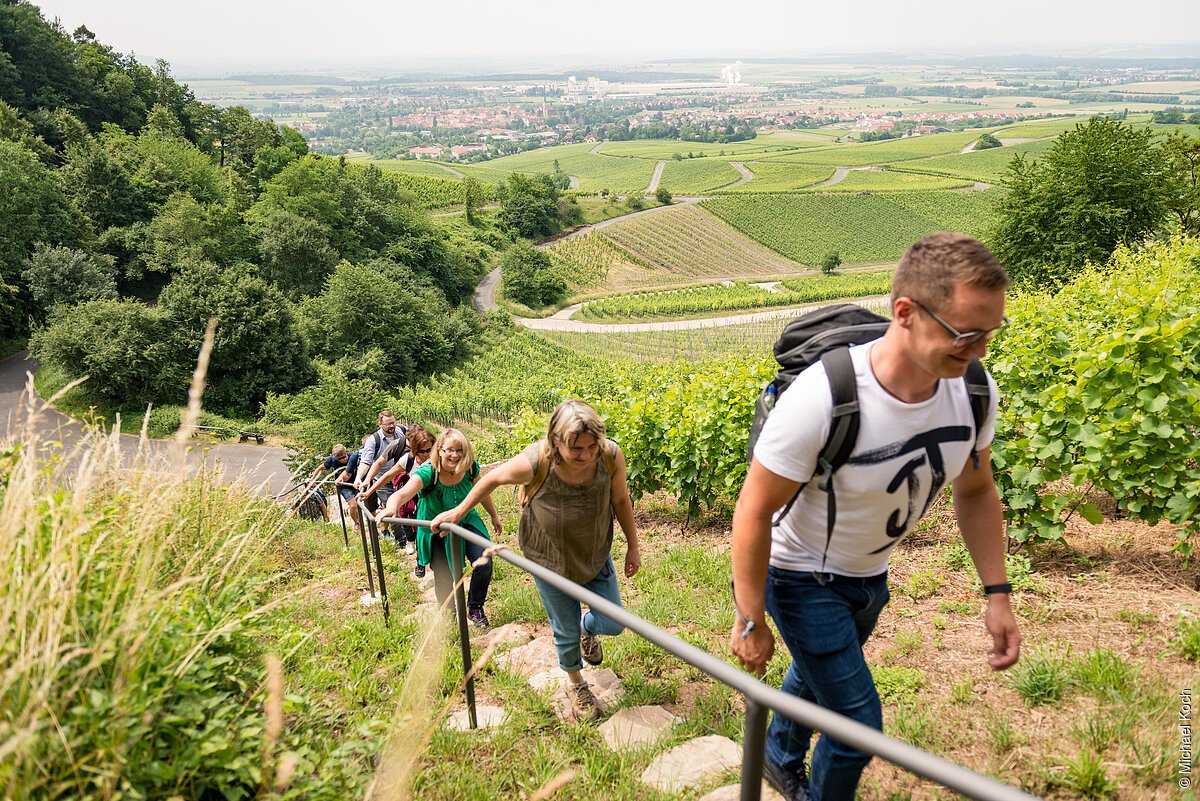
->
[747, 303, 991, 566]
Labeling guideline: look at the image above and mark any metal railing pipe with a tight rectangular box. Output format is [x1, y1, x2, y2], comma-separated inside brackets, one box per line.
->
[382, 516, 1039, 801]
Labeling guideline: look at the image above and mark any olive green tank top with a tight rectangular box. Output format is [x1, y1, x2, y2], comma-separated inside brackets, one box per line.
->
[517, 440, 614, 584]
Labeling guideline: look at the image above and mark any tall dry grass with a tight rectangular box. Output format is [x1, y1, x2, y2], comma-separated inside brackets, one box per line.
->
[0, 363, 290, 798]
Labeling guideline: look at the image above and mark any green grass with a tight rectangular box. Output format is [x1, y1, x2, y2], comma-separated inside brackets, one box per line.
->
[753, 129, 995, 167]
[702, 190, 999, 267]
[887, 138, 1057, 184]
[1008, 647, 1073, 705]
[595, 134, 825, 159]
[656, 158, 742, 194]
[803, 169, 973, 192]
[719, 161, 836, 193]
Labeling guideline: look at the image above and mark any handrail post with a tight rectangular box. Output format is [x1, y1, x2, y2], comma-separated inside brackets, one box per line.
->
[354, 501, 376, 600]
[366, 513, 390, 624]
[449, 532, 477, 729]
[334, 483, 350, 548]
[740, 697, 769, 801]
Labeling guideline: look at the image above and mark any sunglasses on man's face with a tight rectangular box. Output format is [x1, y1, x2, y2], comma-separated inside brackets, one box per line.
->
[912, 299, 1010, 349]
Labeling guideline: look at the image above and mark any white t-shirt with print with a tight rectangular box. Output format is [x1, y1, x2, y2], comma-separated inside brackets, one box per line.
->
[753, 342, 998, 577]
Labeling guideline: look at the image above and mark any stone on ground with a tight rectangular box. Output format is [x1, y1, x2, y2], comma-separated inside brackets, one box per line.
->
[599, 705, 677, 750]
[640, 735, 742, 793]
[550, 667, 624, 721]
[493, 635, 559, 678]
[479, 621, 535, 649]
[697, 783, 784, 801]
[446, 703, 506, 731]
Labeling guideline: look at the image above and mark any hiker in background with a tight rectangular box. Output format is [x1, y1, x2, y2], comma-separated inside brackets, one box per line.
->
[376, 427, 500, 627]
[355, 410, 406, 538]
[431, 399, 641, 720]
[302, 443, 360, 525]
[360, 425, 434, 556]
[730, 232, 1021, 801]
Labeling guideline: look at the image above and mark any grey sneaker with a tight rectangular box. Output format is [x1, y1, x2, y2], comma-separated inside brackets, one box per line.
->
[467, 606, 490, 631]
[405, 540, 416, 555]
[580, 624, 603, 666]
[761, 757, 810, 801]
[569, 681, 602, 721]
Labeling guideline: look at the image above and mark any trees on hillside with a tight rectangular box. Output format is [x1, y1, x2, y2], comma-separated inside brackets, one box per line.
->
[499, 173, 562, 238]
[500, 240, 567, 308]
[991, 118, 1173, 286]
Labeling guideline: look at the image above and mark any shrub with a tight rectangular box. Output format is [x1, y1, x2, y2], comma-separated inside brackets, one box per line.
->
[22, 243, 118, 311]
[499, 240, 567, 309]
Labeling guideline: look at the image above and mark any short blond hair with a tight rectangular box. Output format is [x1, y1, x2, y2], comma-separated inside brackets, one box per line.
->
[545, 399, 607, 465]
[331, 443, 348, 459]
[431, 428, 474, 476]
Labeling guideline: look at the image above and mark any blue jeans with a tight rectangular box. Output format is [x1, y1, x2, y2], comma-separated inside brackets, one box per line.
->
[765, 567, 890, 801]
[534, 557, 625, 673]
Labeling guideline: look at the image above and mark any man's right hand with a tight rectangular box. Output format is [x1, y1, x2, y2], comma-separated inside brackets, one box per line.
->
[730, 620, 775, 675]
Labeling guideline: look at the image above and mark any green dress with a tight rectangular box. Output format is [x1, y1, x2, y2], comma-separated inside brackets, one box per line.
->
[413, 462, 489, 568]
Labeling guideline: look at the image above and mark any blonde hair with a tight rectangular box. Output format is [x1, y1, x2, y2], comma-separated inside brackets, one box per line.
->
[431, 428, 474, 477]
[545, 399, 607, 466]
[331, 443, 348, 459]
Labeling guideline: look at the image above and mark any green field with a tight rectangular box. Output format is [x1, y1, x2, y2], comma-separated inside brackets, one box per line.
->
[993, 116, 1093, 138]
[595, 133, 828, 159]
[719, 162, 835, 193]
[592, 204, 805, 282]
[348, 156, 466, 179]
[701, 190, 1000, 266]
[804, 169, 973, 192]
[656, 158, 743, 194]
[753, 130, 995, 167]
[887, 139, 1057, 184]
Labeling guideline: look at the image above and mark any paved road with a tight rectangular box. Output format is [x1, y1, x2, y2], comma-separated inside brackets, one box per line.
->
[727, 162, 754, 188]
[0, 350, 295, 496]
[646, 160, 666, 193]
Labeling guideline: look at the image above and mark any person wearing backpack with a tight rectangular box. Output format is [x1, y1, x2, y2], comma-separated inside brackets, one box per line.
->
[430, 399, 641, 721]
[375, 427, 501, 628]
[730, 233, 1021, 801]
[354, 410, 406, 540]
[360, 425, 434, 555]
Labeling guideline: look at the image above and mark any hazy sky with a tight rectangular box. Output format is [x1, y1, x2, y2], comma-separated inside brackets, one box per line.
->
[33, 0, 1200, 73]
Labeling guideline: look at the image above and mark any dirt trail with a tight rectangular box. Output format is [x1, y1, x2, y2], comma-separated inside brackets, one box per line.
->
[432, 162, 465, 178]
[819, 167, 851, 186]
[645, 160, 666, 193]
[569, 176, 580, 190]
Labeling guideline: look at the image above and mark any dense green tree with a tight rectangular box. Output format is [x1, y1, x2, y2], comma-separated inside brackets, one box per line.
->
[498, 173, 561, 238]
[975, 132, 1002, 150]
[821, 251, 842, 273]
[655, 187, 673, 205]
[991, 118, 1172, 286]
[1163, 132, 1200, 235]
[29, 298, 188, 403]
[141, 195, 250, 274]
[0, 98, 52, 161]
[254, 209, 339, 298]
[0, 139, 84, 336]
[158, 261, 314, 414]
[499, 240, 567, 308]
[22, 244, 117, 310]
[463, 175, 482, 225]
[60, 139, 150, 229]
[296, 260, 457, 388]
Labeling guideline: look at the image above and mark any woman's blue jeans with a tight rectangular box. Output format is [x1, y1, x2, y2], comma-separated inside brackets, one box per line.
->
[765, 566, 890, 801]
[533, 557, 625, 673]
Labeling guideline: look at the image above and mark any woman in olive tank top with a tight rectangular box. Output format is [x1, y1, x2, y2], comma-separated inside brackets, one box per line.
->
[430, 400, 641, 720]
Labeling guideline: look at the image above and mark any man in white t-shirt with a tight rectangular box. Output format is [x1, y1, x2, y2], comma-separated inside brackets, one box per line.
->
[730, 232, 1022, 801]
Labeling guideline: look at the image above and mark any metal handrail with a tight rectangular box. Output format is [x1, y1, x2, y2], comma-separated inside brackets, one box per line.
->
[378, 515, 1041, 801]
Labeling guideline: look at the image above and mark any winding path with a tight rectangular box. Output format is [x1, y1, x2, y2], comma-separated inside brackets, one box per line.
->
[727, 162, 753, 188]
[0, 350, 294, 495]
[432, 162, 466, 178]
[819, 167, 851, 187]
[645, 160, 666, 194]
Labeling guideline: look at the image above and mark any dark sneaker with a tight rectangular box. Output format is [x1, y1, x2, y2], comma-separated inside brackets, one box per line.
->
[580, 625, 603, 666]
[467, 606, 490, 631]
[414, 564, 426, 578]
[568, 681, 602, 721]
[761, 757, 810, 801]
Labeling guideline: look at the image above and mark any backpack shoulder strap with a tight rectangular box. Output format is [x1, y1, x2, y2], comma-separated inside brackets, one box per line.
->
[371, 432, 381, 460]
[469, 461, 480, 482]
[519, 441, 553, 508]
[963, 358, 991, 470]
[419, 467, 439, 499]
[772, 347, 861, 572]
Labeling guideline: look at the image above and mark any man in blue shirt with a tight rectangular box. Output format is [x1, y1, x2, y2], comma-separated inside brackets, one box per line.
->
[306, 443, 361, 526]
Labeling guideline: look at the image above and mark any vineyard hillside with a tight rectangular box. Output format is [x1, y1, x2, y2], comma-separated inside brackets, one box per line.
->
[701, 190, 999, 266]
[546, 204, 807, 292]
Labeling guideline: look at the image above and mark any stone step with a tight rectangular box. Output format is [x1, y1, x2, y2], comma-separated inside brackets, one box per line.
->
[697, 783, 785, 801]
[446, 703, 507, 731]
[640, 734, 742, 793]
[598, 705, 677, 750]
